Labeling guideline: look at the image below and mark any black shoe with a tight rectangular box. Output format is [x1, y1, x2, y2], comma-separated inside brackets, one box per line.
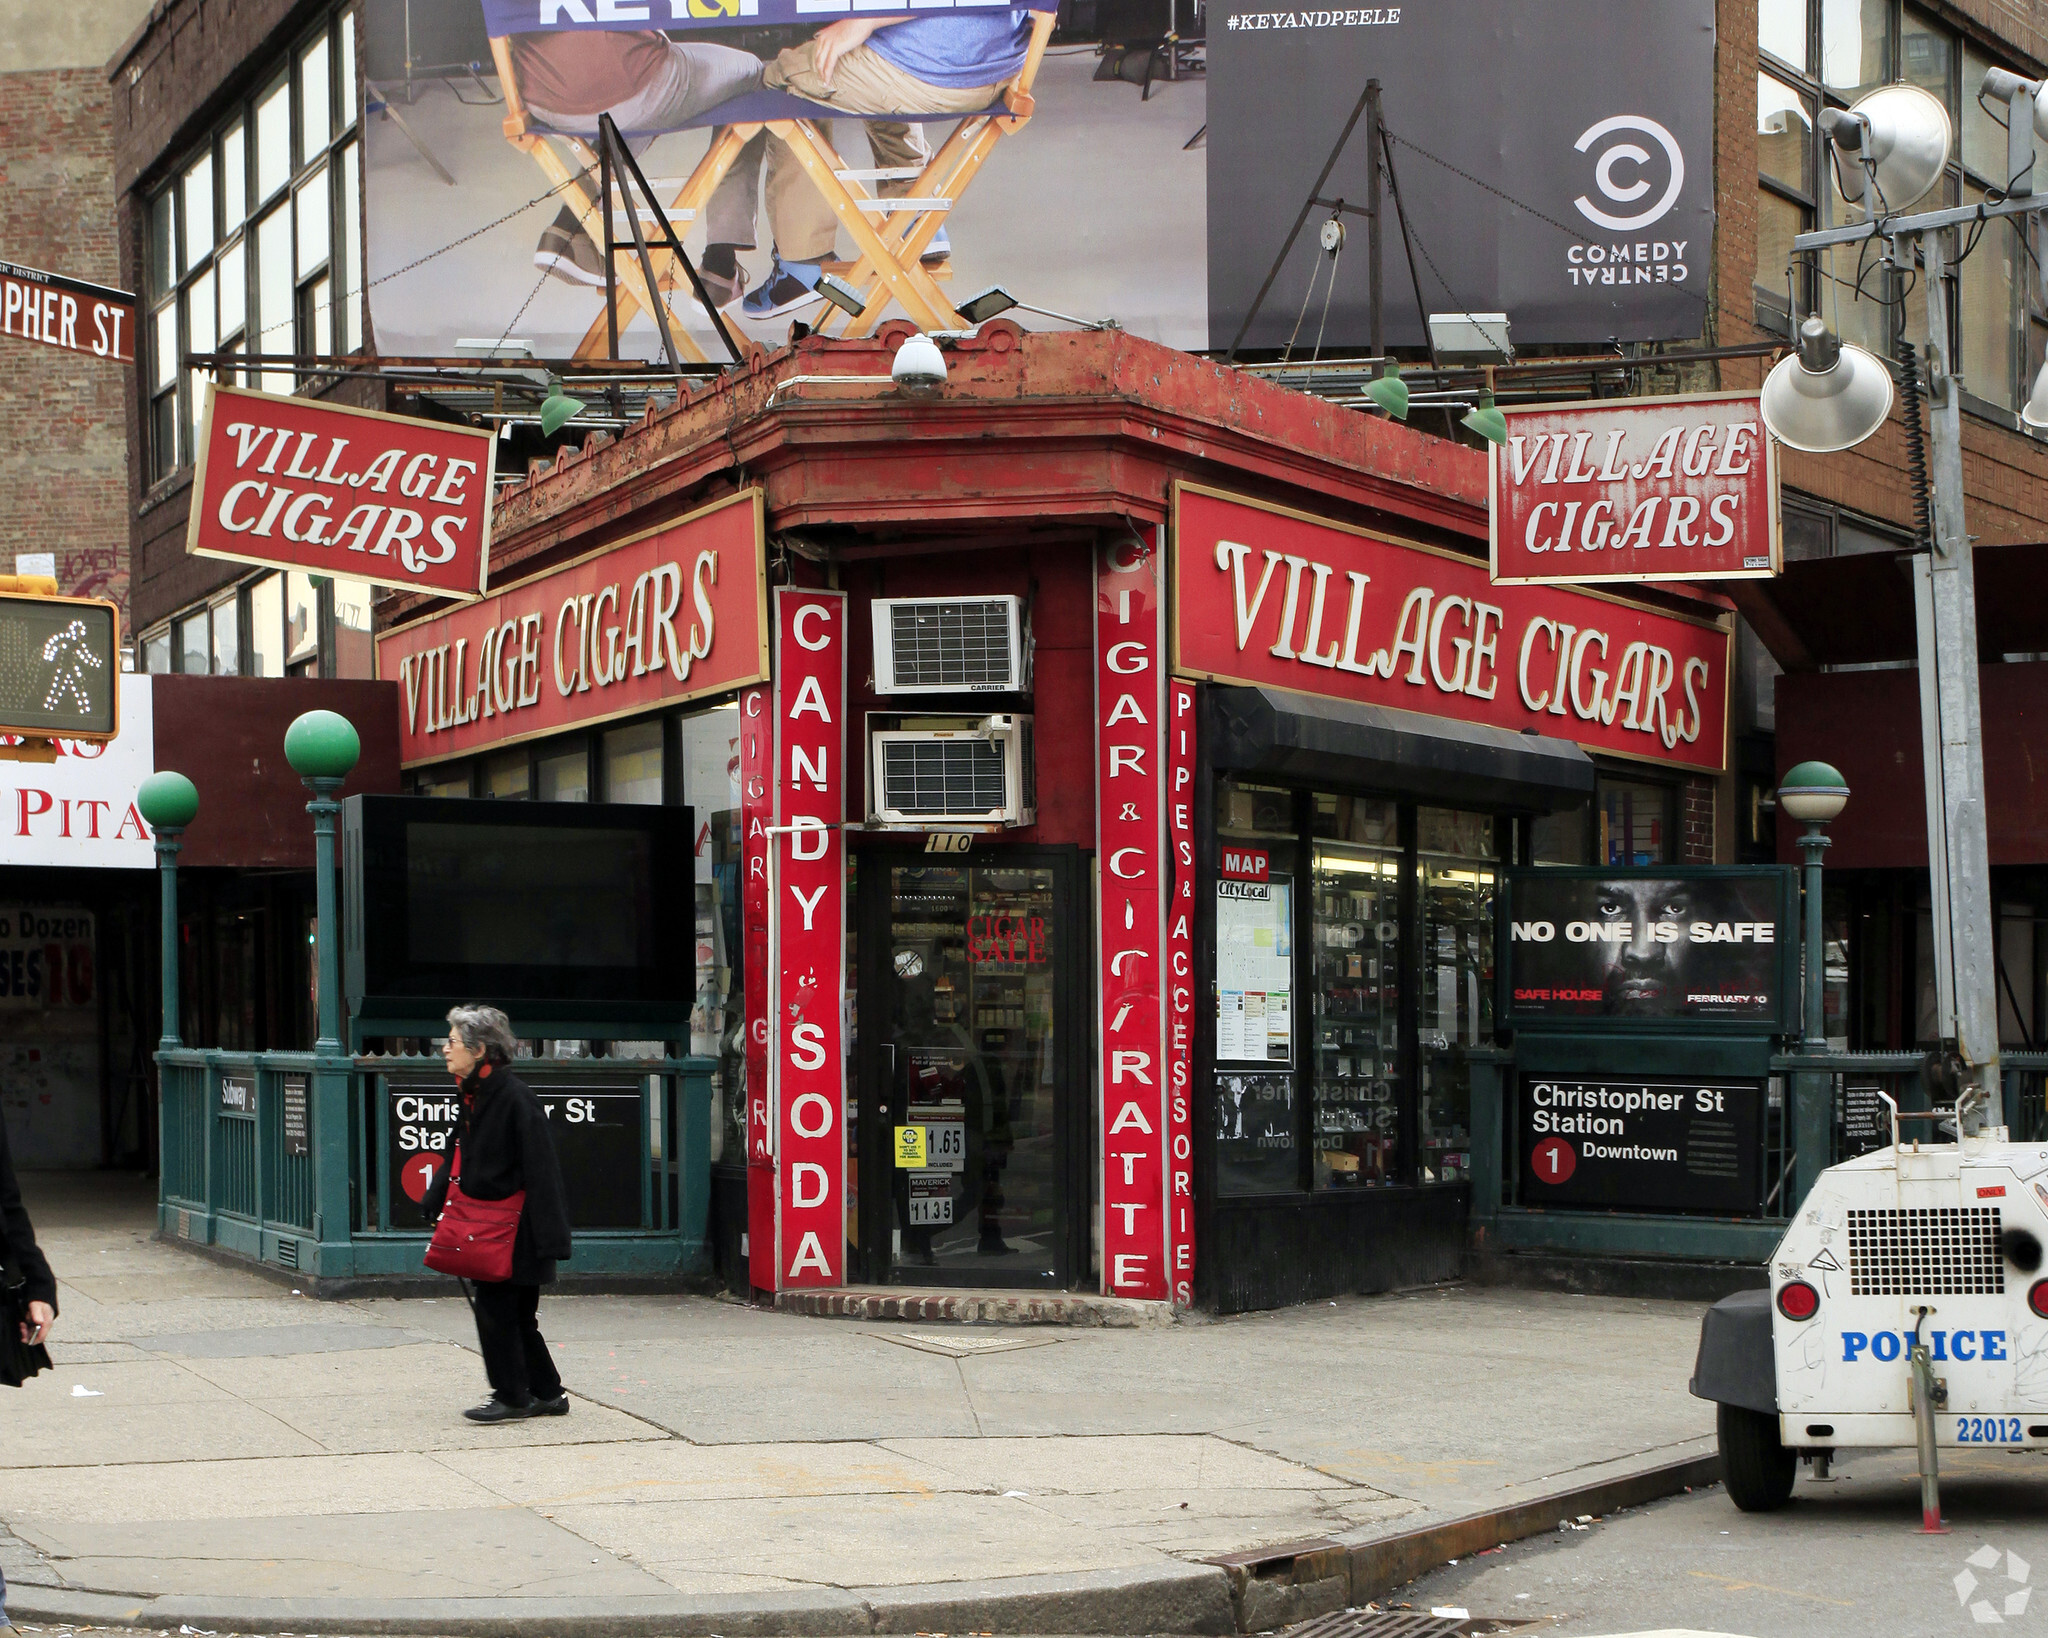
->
[463, 1397, 536, 1423]
[531, 1393, 571, 1416]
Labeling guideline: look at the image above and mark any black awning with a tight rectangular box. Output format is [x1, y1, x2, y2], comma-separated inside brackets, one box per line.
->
[1206, 684, 1597, 812]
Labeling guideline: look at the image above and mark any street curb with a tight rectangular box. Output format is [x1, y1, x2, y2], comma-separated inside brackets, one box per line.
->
[2, 1456, 1713, 1636]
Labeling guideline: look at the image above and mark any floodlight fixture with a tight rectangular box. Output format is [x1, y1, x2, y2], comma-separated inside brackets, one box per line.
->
[1461, 391, 1507, 445]
[954, 285, 1118, 331]
[815, 273, 869, 319]
[1982, 67, 2048, 198]
[1427, 312, 1513, 364]
[1820, 83, 1952, 215]
[1759, 315, 1895, 453]
[891, 332, 948, 395]
[2023, 358, 2048, 430]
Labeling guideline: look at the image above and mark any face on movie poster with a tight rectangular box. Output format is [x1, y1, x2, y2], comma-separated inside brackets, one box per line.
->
[1503, 867, 1795, 1029]
[361, 1, 1712, 358]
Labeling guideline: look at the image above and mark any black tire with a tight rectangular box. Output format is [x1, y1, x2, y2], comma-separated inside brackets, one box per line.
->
[1718, 1401, 1796, 1512]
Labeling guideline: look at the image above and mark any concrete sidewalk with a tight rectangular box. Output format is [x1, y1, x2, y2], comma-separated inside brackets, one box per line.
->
[0, 1175, 1720, 1634]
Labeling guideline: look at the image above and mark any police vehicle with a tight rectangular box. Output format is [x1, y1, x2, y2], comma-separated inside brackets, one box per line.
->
[1691, 1090, 2048, 1512]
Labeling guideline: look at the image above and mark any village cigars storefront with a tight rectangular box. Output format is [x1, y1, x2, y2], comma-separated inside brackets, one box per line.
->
[368, 329, 1736, 1312]
[1169, 484, 1733, 1312]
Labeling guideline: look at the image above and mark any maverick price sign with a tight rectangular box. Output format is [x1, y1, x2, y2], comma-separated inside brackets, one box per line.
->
[386, 1079, 643, 1230]
[1520, 1076, 1762, 1214]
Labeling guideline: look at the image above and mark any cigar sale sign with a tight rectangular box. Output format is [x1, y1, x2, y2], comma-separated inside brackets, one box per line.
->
[1172, 484, 1732, 774]
[187, 383, 497, 599]
[1489, 392, 1779, 587]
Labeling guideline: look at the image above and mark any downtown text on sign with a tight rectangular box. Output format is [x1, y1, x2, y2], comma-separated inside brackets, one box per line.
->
[0, 261, 134, 364]
[188, 383, 498, 599]
[1519, 1076, 1762, 1214]
[1490, 393, 1779, 586]
[376, 491, 768, 767]
[1500, 866, 1796, 1031]
[1172, 484, 1732, 774]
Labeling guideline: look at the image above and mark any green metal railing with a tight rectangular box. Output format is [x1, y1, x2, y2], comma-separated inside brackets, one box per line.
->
[159, 1047, 714, 1281]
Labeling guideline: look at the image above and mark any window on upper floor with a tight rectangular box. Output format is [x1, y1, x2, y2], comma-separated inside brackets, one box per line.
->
[145, 7, 362, 486]
[1758, 1, 2048, 432]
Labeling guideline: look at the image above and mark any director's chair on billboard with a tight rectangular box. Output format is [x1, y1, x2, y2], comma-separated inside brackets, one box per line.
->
[480, 0, 1057, 355]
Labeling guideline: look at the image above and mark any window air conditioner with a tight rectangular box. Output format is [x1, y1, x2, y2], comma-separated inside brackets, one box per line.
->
[869, 714, 1036, 828]
[872, 596, 1028, 694]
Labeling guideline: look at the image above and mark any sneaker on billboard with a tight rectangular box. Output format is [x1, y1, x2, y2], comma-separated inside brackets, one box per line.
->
[740, 255, 825, 319]
[533, 207, 606, 288]
[921, 226, 951, 264]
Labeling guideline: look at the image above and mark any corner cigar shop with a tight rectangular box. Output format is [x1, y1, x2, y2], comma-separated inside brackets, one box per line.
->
[364, 327, 1736, 1313]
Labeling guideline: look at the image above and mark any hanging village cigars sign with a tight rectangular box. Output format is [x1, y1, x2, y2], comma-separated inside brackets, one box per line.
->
[375, 491, 769, 767]
[1171, 483, 1732, 773]
[1489, 392, 1779, 587]
[189, 384, 498, 599]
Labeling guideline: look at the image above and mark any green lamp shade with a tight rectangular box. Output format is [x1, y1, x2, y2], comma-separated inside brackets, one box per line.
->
[285, 710, 362, 781]
[136, 770, 199, 831]
[539, 384, 585, 437]
[1365, 366, 1409, 421]
[1461, 394, 1508, 445]
[1778, 759, 1850, 823]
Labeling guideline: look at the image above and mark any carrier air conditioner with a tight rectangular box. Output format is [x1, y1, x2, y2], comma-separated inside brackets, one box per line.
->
[872, 596, 1029, 694]
[868, 713, 1035, 828]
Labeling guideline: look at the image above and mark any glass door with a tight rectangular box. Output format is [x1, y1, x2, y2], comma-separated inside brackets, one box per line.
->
[1415, 807, 1497, 1185]
[858, 852, 1078, 1286]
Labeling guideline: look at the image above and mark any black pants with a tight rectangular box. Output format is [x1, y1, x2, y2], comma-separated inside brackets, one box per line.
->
[470, 1280, 561, 1406]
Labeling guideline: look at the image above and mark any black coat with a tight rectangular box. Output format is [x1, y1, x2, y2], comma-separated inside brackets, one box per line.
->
[0, 1112, 56, 1311]
[422, 1066, 573, 1285]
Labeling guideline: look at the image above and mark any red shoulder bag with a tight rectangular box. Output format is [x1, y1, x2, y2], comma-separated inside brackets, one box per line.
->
[423, 1143, 525, 1283]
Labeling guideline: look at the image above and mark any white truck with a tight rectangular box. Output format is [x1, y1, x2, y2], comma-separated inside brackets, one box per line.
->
[1691, 1090, 2048, 1516]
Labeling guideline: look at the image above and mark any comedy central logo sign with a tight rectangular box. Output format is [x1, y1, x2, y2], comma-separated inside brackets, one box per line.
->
[1566, 115, 1691, 290]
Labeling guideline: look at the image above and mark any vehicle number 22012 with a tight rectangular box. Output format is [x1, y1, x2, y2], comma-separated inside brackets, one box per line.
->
[1956, 1416, 2027, 1443]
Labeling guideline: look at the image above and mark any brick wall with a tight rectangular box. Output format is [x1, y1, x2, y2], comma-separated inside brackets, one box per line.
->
[1713, 0, 2048, 548]
[1682, 776, 1717, 863]
[0, 67, 131, 614]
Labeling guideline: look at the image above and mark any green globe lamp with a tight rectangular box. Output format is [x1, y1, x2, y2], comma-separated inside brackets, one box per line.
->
[137, 771, 199, 1051]
[286, 710, 360, 1058]
[1779, 760, 1849, 1053]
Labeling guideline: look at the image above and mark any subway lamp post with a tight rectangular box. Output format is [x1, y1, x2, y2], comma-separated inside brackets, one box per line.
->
[136, 771, 199, 1052]
[1779, 760, 1850, 1054]
[284, 710, 360, 1057]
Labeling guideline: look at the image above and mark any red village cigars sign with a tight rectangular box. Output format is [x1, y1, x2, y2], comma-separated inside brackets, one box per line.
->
[1490, 392, 1779, 587]
[188, 383, 497, 599]
[375, 491, 768, 766]
[1172, 484, 1731, 774]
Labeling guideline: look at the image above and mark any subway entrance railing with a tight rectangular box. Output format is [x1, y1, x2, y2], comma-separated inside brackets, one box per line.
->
[156, 1049, 714, 1280]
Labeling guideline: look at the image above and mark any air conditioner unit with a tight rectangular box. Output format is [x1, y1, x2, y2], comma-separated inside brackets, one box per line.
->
[869, 714, 1035, 828]
[872, 596, 1028, 695]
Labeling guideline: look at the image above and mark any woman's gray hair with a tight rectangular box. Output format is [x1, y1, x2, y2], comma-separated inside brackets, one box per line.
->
[446, 1005, 518, 1066]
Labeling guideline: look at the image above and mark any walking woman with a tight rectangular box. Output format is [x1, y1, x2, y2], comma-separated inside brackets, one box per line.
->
[423, 1006, 574, 1423]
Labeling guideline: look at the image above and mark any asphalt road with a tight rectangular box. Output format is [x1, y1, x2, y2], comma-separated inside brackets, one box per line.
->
[1386, 1449, 2048, 1637]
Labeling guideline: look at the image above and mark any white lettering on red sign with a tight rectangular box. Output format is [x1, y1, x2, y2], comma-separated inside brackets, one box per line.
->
[191, 383, 497, 599]
[772, 589, 845, 1289]
[1489, 392, 1779, 586]
[741, 682, 776, 1290]
[1219, 846, 1268, 882]
[1166, 678, 1197, 1309]
[1173, 485, 1731, 774]
[1097, 535, 1169, 1302]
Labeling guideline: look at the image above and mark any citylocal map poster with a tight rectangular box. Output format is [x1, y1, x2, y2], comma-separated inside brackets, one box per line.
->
[361, 1, 1713, 358]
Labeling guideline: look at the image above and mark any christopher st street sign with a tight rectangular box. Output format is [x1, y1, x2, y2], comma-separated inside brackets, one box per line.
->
[0, 261, 134, 364]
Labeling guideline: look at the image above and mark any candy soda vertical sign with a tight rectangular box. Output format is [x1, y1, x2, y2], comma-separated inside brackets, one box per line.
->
[769, 589, 846, 1289]
[1096, 535, 1170, 1300]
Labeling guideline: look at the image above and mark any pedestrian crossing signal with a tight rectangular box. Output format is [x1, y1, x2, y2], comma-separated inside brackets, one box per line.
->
[0, 581, 120, 745]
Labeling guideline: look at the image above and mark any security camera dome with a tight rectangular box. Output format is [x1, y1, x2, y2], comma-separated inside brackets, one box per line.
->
[891, 333, 947, 395]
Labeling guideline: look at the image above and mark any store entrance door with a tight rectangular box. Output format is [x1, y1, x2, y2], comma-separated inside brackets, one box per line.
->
[855, 849, 1087, 1288]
